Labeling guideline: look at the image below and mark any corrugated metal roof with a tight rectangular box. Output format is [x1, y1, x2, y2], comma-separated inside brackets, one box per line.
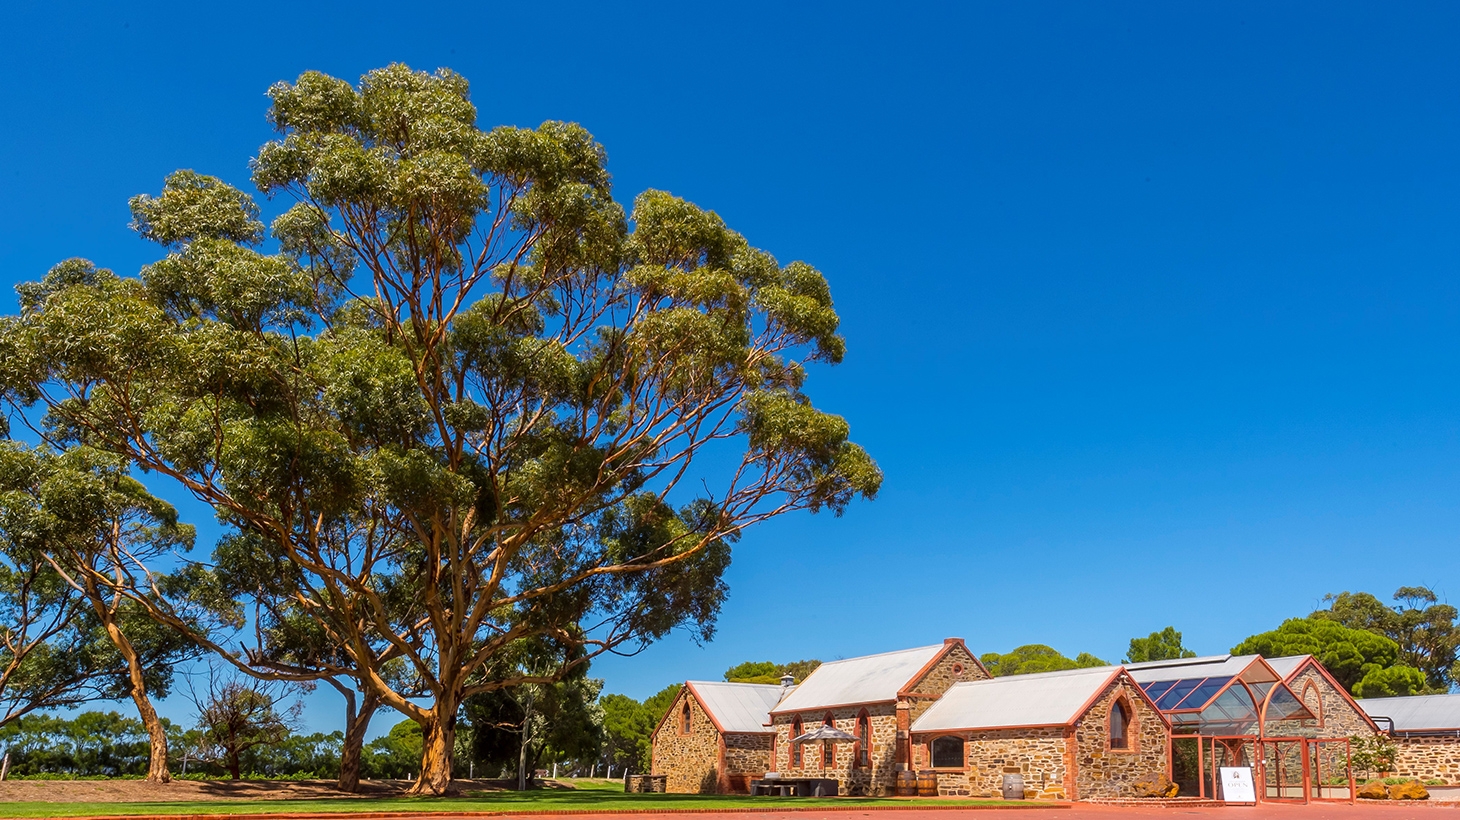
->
[911, 666, 1120, 732]
[1127, 655, 1268, 683]
[1264, 655, 1311, 680]
[687, 681, 786, 733]
[772, 644, 945, 713]
[1358, 694, 1460, 732]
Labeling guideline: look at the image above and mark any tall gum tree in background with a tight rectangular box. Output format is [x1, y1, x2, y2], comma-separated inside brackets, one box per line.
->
[0, 443, 202, 781]
[0, 64, 881, 794]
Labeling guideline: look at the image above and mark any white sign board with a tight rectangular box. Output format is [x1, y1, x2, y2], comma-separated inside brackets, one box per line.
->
[1219, 766, 1256, 803]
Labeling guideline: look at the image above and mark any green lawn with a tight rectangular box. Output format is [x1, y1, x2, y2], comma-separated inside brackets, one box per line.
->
[0, 779, 1042, 818]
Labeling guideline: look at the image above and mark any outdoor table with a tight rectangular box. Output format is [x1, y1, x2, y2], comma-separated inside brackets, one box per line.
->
[750, 777, 838, 797]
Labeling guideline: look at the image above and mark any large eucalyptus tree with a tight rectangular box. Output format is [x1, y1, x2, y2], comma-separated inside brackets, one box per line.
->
[0, 64, 880, 794]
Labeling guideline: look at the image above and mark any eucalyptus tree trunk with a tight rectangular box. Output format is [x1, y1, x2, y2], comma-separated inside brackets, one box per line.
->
[408, 704, 459, 796]
[337, 689, 380, 793]
[517, 697, 537, 791]
[91, 595, 170, 783]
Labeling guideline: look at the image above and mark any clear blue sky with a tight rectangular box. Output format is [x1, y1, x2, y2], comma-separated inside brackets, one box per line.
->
[3, 1, 1459, 736]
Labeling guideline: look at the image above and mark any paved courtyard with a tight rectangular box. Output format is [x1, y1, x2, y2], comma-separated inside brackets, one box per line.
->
[489, 807, 1456, 820]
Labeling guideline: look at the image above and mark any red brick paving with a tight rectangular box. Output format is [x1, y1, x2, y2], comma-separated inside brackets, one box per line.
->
[478, 807, 1455, 820]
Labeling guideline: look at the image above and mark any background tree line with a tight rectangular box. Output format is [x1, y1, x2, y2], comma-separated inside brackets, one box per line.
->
[1, 585, 1455, 782]
[977, 586, 1459, 699]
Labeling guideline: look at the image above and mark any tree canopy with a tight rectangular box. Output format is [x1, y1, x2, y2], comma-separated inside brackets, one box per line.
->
[979, 645, 1107, 676]
[1124, 626, 1197, 664]
[1313, 587, 1458, 691]
[0, 63, 879, 793]
[723, 658, 821, 684]
[1231, 617, 1411, 694]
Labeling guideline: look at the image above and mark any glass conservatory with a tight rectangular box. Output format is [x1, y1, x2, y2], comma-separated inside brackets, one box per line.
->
[1128, 655, 1351, 803]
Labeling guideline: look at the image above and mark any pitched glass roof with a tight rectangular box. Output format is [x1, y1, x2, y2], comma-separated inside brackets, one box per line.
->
[1141, 676, 1235, 711]
[1141, 673, 1314, 731]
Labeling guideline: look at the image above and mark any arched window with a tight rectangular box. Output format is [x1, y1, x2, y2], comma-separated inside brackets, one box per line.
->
[931, 735, 964, 768]
[856, 710, 871, 767]
[1302, 680, 1324, 727]
[822, 713, 836, 768]
[680, 701, 692, 734]
[1109, 699, 1130, 750]
[791, 716, 804, 767]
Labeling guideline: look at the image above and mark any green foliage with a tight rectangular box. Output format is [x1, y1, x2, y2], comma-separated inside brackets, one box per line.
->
[0, 443, 201, 727]
[723, 659, 821, 684]
[0, 710, 337, 779]
[1314, 587, 1460, 691]
[1124, 627, 1197, 664]
[360, 720, 423, 779]
[1350, 733, 1398, 778]
[1232, 617, 1400, 693]
[1353, 665, 1432, 698]
[0, 63, 882, 788]
[0, 711, 153, 777]
[599, 694, 655, 773]
[978, 645, 1108, 676]
[463, 641, 605, 784]
[642, 685, 682, 726]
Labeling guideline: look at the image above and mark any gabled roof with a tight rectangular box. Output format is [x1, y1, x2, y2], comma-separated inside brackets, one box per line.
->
[911, 666, 1125, 732]
[772, 643, 955, 714]
[1359, 694, 1460, 733]
[1126, 655, 1275, 684]
[1263, 655, 1310, 680]
[1257, 655, 1380, 732]
[685, 681, 786, 733]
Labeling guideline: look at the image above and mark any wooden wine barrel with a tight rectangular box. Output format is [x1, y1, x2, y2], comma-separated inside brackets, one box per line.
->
[916, 772, 939, 797]
[895, 771, 917, 796]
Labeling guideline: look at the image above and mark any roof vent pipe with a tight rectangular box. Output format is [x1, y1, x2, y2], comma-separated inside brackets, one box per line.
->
[780, 673, 795, 691]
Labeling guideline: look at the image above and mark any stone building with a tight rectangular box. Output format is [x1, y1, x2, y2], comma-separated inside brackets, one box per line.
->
[1359, 694, 1460, 784]
[1267, 654, 1381, 738]
[650, 644, 1379, 802]
[909, 666, 1171, 800]
[766, 638, 986, 796]
[649, 680, 785, 793]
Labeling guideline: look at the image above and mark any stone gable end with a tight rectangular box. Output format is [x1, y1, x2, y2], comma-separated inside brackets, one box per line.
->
[651, 687, 722, 793]
[1070, 675, 1169, 800]
[903, 642, 988, 723]
[1287, 663, 1377, 739]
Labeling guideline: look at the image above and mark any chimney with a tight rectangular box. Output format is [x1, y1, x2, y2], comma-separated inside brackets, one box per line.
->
[780, 673, 795, 692]
[944, 638, 963, 647]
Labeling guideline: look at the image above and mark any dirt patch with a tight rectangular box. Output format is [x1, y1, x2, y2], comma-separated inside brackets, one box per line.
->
[0, 778, 531, 804]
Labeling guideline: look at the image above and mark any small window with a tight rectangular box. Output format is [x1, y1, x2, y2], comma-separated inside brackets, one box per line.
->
[951, 662, 965, 677]
[856, 711, 871, 767]
[931, 736, 964, 768]
[681, 701, 692, 734]
[1110, 700, 1130, 750]
[791, 717, 803, 767]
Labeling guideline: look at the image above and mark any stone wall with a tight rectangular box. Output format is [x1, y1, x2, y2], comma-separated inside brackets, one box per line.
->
[651, 687, 721, 794]
[721, 731, 772, 792]
[1070, 674, 1169, 800]
[912, 727, 1070, 799]
[1286, 664, 1377, 739]
[1393, 736, 1460, 783]
[771, 703, 899, 795]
